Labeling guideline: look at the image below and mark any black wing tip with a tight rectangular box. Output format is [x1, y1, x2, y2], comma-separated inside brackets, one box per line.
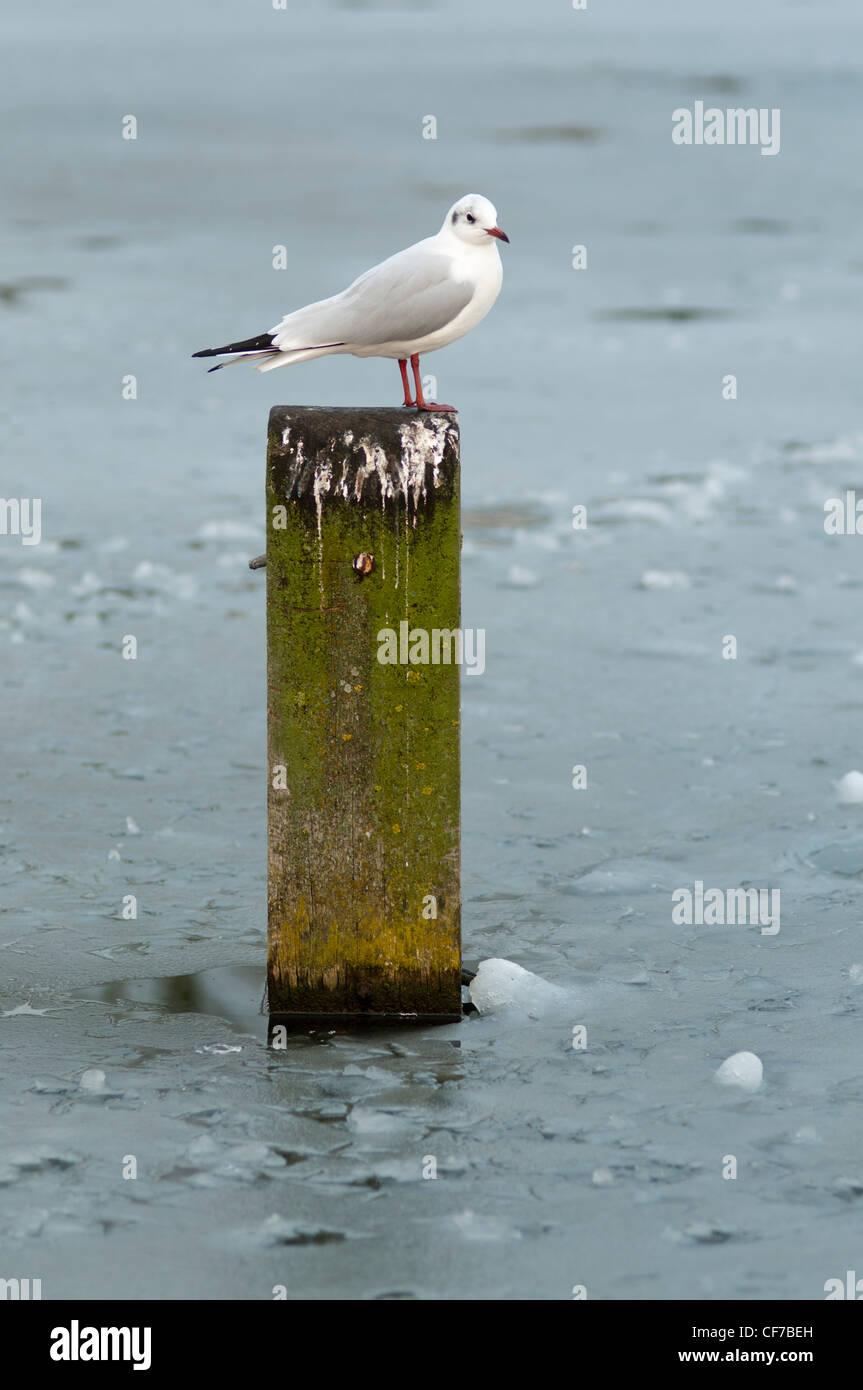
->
[192, 332, 276, 361]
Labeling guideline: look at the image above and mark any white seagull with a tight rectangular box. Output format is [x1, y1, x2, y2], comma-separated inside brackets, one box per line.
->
[193, 194, 508, 412]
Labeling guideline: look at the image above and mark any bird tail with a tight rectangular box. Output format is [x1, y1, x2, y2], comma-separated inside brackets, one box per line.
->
[193, 332, 347, 374]
[253, 343, 347, 372]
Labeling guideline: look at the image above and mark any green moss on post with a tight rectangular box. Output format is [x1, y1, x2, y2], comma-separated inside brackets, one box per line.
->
[266, 407, 461, 1024]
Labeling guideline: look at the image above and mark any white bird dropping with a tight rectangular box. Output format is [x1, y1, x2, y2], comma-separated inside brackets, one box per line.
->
[715, 1051, 763, 1091]
[836, 771, 863, 804]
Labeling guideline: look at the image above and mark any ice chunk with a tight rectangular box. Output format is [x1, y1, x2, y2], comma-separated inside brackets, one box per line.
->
[836, 771, 863, 805]
[79, 1069, 108, 1092]
[505, 565, 539, 588]
[257, 1215, 347, 1247]
[469, 958, 568, 1015]
[714, 1051, 763, 1091]
[197, 519, 259, 540]
[639, 569, 689, 590]
[346, 1108, 419, 1138]
[449, 1209, 522, 1242]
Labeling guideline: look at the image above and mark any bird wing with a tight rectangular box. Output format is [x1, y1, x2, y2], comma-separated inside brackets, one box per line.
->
[269, 242, 474, 352]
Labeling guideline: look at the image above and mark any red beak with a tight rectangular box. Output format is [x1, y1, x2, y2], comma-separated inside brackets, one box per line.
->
[486, 226, 510, 243]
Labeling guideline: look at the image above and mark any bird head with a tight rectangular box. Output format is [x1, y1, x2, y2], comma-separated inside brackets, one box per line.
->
[444, 195, 509, 246]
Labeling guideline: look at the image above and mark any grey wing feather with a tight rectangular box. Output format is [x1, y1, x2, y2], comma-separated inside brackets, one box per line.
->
[270, 247, 473, 352]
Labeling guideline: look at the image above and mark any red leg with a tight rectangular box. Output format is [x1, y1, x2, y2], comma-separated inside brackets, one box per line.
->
[410, 354, 456, 413]
[398, 358, 414, 407]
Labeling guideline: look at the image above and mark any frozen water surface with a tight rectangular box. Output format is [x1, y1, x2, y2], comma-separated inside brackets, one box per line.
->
[2, 0, 863, 1299]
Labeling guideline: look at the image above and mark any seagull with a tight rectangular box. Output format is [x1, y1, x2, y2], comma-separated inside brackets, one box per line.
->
[192, 194, 508, 412]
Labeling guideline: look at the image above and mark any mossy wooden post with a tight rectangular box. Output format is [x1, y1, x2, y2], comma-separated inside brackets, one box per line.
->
[266, 406, 462, 1025]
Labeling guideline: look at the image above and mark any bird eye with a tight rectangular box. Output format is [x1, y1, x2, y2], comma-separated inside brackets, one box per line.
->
[466, 213, 475, 224]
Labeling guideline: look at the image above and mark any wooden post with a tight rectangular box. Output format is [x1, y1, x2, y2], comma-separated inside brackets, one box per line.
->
[266, 407, 462, 1025]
